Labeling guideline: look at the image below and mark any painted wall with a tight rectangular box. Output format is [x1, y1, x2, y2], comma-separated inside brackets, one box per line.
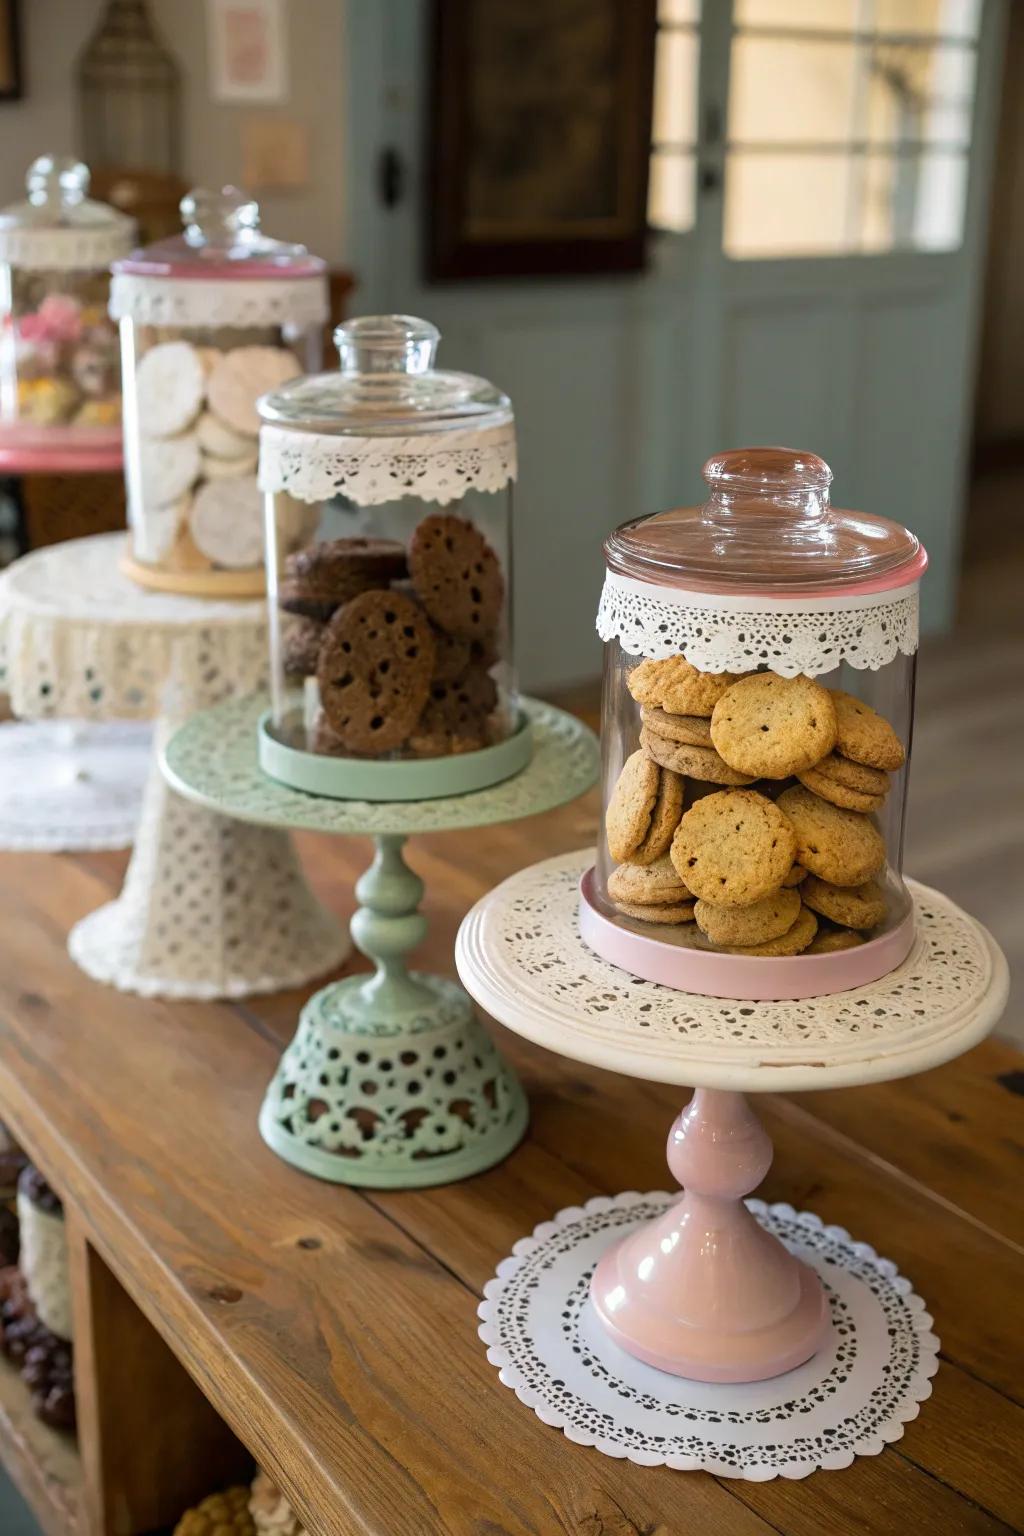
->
[0, 0, 349, 264]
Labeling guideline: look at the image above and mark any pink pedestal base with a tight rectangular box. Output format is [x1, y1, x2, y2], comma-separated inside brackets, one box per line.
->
[590, 1089, 830, 1383]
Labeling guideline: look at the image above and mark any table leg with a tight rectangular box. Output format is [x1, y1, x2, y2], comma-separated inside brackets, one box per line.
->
[67, 718, 347, 998]
[590, 1088, 829, 1383]
[259, 833, 528, 1187]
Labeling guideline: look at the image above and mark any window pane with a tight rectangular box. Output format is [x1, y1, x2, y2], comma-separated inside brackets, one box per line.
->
[652, 27, 699, 145]
[649, 149, 697, 232]
[729, 37, 857, 144]
[734, 0, 858, 28]
[865, 58, 973, 147]
[724, 152, 857, 256]
[658, 0, 700, 22]
[874, 0, 982, 38]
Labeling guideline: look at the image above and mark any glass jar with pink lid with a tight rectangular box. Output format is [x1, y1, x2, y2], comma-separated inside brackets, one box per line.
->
[110, 185, 328, 596]
[0, 156, 134, 470]
[585, 446, 927, 1002]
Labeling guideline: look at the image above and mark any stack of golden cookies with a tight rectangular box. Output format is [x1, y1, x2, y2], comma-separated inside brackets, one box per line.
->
[604, 656, 905, 956]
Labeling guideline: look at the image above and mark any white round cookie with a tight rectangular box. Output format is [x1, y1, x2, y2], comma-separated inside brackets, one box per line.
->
[138, 431, 201, 506]
[132, 497, 189, 564]
[190, 476, 264, 569]
[206, 346, 302, 438]
[201, 449, 259, 480]
[135, 341, 205, 438]
[196, 410, 253, 460]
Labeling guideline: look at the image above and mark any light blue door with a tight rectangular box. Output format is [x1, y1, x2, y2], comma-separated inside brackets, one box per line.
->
[343, 0, 1006, 692]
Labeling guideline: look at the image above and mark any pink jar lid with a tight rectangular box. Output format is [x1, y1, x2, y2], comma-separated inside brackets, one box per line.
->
[605, 448, 927, 598]
[112, 185, 324, 282]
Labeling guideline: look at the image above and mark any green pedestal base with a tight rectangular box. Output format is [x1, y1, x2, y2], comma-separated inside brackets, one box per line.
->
[259, 971, 528, 1187]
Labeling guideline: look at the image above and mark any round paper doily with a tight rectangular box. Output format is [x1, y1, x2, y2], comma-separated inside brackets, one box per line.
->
[0, 719, 150, 852]
[479, 1192, 938, 1480]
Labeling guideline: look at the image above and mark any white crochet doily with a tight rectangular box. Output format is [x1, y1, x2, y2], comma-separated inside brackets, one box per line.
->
[480, 1193, 938, 1479]
[109, 272, 329, 330]
[455, 851, 1007, 1091]
[0, 719, 150, 852]
[259, 421, 517, 507]
[0, 219, 134, 272]
[596, 572, 919, 676]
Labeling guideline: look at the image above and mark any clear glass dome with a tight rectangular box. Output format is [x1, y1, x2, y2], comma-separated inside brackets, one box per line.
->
[257, 315, 522, 799]
[585, 447, 924, 1003]
[0, 157, 133, 457]
[112, 186, 327, 595]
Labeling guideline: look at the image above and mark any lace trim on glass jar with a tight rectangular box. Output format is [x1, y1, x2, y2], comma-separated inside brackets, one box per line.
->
[109, 272, 329, 329]
[596, 572, 920, 676]
[258, 421, 518, 507]
[0, 221, 135, 272]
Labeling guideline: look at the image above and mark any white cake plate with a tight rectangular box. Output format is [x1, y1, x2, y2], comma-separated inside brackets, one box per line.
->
[0, 718, 150, 852]
[0, 533, 347, 998]
[455, 852, 1006, 1446]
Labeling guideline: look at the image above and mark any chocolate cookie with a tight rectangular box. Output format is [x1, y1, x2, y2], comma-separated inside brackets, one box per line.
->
[279, 537, 408, 622]
[409, 514, 505, 640]
[317, 589, 435, 754]
[408, 666, 498, 756]
[280, 614, 324, 678]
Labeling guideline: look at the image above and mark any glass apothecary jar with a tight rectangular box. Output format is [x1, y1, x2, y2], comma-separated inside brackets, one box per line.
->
[0, 156, 133, 467]
[110, 186, 327, 596]
[257, 314, 529, 801]
[583, 447, 927, 1002]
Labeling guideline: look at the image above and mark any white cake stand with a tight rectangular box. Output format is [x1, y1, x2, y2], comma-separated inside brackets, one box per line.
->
[0, 532, 346, 997]
[0, 716, 151, 851]
[455, 851, 1007, 1471]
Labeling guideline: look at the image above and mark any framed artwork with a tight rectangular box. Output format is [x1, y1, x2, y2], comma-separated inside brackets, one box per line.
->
[0, 0, 22, 103]
[206, 0, 287, 104]
[428, 0, 657, 281]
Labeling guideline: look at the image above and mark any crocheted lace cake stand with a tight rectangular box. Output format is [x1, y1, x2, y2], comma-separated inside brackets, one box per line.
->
[455, 851, 1007, 1471]
[162, 695, 599, 1189]
[0, 532, 347, 998]
[0, 718, 150, 851]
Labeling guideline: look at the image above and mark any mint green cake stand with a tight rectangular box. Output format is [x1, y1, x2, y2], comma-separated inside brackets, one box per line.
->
[162, 695, 598, 1188]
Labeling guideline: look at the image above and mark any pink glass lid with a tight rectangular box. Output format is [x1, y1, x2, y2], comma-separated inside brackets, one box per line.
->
[606, 447, 926, 595]
[258, 315, 512, 437]
[0, 156, 129, 235]
[113, 185, 324, 281]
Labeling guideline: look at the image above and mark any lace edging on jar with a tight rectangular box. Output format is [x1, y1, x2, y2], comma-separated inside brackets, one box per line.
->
[258, 421, 518, 507]
[596, 572, 920, 676]
[0, 221, 135, 272]
[109, 272, 329, 329]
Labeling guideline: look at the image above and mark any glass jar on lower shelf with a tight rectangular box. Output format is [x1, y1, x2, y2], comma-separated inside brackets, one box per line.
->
[257, 315, 528, 800]
[583, 447, 927, 1002]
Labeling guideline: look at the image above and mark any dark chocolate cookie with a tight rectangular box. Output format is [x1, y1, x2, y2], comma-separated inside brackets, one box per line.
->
[408, 514, 504, 640]
[279, 536, 407, 621]
[317, 589, 435, 754]
[280, 613, 324, 678]
[409, 666, 498, 756]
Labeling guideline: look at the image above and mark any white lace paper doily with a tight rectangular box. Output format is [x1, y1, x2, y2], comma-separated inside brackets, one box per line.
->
[596, 571, 919, 676]
[0, 719, 150, 852]
[0, 218, 134, 272]
[480, 1192, 938, 1479]
[109, 272, 328, 330]
[259, 421, 517, 507]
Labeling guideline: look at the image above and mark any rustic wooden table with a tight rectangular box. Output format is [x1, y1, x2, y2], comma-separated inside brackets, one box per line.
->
[0, 774, 1020, 1536]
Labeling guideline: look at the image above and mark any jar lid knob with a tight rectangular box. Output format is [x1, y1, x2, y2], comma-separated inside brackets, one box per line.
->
[334, 315, 440, 376]
[703, 447, 833, 497]
[26, 155, 90, 209]
[180, 185, 260, 246]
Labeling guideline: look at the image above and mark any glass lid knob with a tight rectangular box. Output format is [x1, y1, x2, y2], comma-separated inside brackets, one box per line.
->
[26, 155, 90, 209]
[180, 184, 260, 246]
[701, 446, 832, 525]
[334, 314, 441, 376]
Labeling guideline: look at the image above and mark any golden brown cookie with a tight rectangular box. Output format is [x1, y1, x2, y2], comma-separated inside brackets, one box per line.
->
[711, 673, 837, 778]
[628, 656, 740, 716]
[831, 691, 906, 771]
[670, 789, 796, 907]
[722, 905, 818, 956]
[317, 589, 435, 754]
[605, 751, 661, 862]
[776, 785, 886, 886]
[634, 763, 685, 863]
[614, 897, 697, 924]
[806, 926, 866, 953]
[694, 886, 801, 946]
[408, 513, 504, 640]
[796, 765, 886, 813]
[782, 863, 808, 886]
[801, 876, 887, 930]
[640, 727, 756, 786]
[607, 854, 691, 905]
[640, 707, 713, 747]
[813, 753, 889, 797]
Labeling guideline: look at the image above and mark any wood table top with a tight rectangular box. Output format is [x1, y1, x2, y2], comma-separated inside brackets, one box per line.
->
[0, 771, 1020, 1536]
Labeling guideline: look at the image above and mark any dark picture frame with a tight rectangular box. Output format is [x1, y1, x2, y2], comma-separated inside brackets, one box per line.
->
[0, 0, 21, 101]
[428, 0, 657, 281]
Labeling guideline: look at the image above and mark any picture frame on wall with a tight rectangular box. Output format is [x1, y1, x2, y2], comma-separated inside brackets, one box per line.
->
[0, 0, 22, 102]
[428, 0, 658, 281]
[207, 0, 287, 104]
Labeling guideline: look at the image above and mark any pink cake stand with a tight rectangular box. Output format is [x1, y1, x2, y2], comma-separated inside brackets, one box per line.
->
[456, 850, 1007, 1388]
[0, 424, 123, 476]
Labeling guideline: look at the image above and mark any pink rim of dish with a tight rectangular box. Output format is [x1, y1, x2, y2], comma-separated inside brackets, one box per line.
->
[578, 867, 916, 1002]
[113, 255, 326, 282]
[0, 423, 122, 474]
[610, 545, 928, 601]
